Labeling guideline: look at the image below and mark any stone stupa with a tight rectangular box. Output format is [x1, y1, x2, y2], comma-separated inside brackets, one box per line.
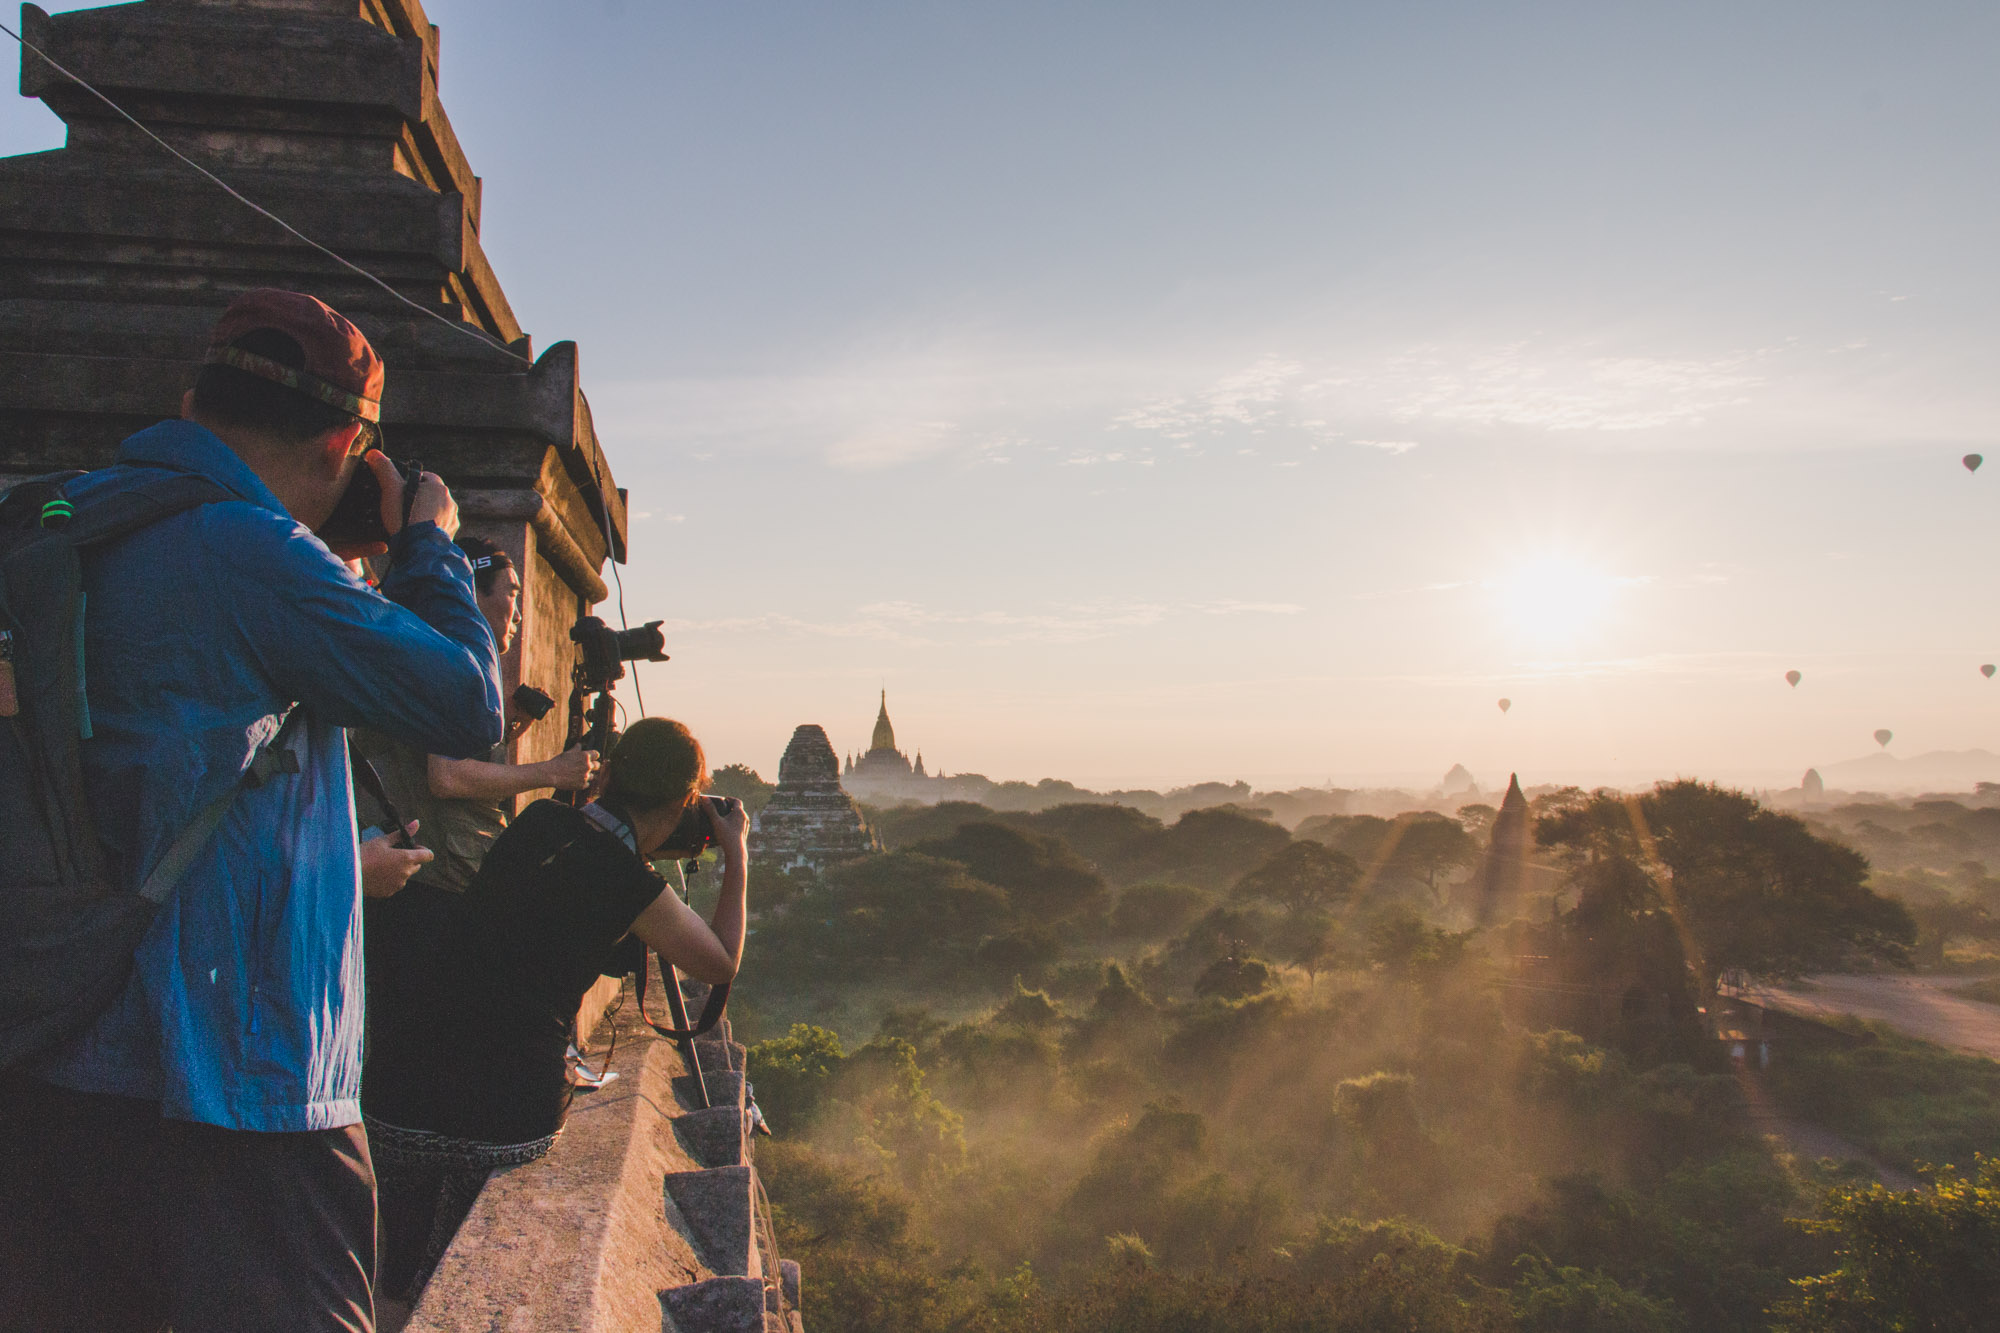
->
[749, 724, 880, 873]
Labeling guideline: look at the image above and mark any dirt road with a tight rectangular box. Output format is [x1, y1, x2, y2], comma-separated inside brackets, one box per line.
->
[1744, 973, 2000, 1062]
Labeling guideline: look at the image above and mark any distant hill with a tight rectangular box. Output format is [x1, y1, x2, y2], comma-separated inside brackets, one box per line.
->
[1818, 748, 2000, 793]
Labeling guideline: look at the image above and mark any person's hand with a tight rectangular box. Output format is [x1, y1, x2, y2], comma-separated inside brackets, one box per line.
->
[370, 450, 459, 541]
[709, 795, 749, 856]
[404, 471, 457, 539]
[360, 821, 431, 898]
[543, 746, 601, 792]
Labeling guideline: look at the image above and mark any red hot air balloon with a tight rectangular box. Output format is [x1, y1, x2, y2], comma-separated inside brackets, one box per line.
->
[1874, 729, 1893, 748]
[1497, 698, 1512, 714]
[1785, 670, 1802, 688]
[1984, 664, 1997, 679]
[1965, 454, 1984, 473]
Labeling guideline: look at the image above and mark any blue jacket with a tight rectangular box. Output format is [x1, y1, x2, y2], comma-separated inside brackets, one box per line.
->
[40, 420, 504, 1131]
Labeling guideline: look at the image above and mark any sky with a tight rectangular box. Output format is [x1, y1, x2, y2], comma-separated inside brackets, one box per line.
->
[7, 1, 2000, 791]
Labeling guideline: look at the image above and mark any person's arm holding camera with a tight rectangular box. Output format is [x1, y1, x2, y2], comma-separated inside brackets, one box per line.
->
[426, 745, 599, 800]
[225, 455, 504, 759]
[628, 796, 750, 986]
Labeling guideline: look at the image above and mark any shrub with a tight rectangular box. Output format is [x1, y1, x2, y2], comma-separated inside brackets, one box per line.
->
[1193, 954, 1275, 1000]
[1775, 1156, 2000, 1332]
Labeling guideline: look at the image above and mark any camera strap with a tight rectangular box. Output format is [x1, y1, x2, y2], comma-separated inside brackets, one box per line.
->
[579, 800, 637, 852]
[633, 960, 731, 1042]
[348, 748, 417, 849]
[138, 709, 303, 906]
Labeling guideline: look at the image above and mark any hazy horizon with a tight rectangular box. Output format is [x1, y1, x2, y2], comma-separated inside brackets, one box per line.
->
[9, 0, 1999, 788]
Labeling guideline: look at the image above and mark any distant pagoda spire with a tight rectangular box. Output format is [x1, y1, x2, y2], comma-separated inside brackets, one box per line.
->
[870, 689, 897, 754]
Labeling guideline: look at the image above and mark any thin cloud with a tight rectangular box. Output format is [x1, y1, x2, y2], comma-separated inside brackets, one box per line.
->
[1366, 345, 1769, 432]
[826, 420, 958, 470]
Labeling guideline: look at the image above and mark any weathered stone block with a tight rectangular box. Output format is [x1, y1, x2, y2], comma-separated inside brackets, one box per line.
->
[673, 1105, 746, 1169]
[663, 1166, 755, 1278]
[674, 1069, 745, 1114]
[658, 1276, 766, 1333]
[695, 1039, 745, 1073]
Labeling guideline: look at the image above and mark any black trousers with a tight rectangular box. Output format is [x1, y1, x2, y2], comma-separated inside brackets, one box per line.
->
[0, 1075, 377, 1333]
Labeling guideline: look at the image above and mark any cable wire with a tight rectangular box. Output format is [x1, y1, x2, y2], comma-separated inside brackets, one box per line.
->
[1, 19, 531, 367]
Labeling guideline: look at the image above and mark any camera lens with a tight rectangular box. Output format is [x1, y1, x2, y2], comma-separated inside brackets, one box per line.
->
[612, 621, 668, 663]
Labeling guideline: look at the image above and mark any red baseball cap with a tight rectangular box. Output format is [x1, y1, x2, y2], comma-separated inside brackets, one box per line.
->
[204, 289, 384, 423]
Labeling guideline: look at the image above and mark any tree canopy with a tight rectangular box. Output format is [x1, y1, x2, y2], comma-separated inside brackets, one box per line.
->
[1017, 802, 1167, 881]
[1158, 806, 1292, 890]
[1380, 814, 1478, 902]
[1233, 840, 1361, 918]
[1536, 780, 1915, 993]
[763, 851, 1012, 976]
[708, 762, 775, 819]
[910, 821, 1107, 919]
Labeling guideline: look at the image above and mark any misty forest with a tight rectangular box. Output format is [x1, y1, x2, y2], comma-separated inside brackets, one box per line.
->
[698, 769, 2000, 1332]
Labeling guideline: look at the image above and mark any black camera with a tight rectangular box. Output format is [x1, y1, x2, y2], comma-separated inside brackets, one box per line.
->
[511, 684, 556, 722]
[318, 454, 423, 549]
[571, 615, 668, 690]
[659, 794, 740, 858]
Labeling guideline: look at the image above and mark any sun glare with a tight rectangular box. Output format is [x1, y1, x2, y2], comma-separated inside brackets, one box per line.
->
[1491, 555, 1623, 646]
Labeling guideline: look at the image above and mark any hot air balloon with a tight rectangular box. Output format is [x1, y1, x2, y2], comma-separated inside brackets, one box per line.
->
[1985, 664, 1997, 679]
[1966, 454, 1984, 473]
[1497, 698, 1511, 714]
[1785, 670, 1802, 688]
[1874, 729, 1893, 748]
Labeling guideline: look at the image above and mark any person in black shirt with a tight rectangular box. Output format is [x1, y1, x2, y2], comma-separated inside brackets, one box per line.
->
[361, 717, 747, 1299]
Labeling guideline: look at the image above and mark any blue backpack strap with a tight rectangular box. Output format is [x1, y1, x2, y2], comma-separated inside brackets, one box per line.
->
[136, 710, 305, 906]
[56, 472, 236, 549]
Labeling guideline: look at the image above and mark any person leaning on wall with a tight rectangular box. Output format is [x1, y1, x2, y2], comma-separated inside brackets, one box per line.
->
[350, 537, 601, 1032]
[0, 289, 504, 1333]
[352, 535, 601, 901]
[360, 717, 748, 1301]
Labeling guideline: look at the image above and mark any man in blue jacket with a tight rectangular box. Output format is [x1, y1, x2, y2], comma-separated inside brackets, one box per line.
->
[0, 290, 504, 1332]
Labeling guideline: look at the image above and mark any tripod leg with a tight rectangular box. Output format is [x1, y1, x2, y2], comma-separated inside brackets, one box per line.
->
[662, 962, 710, 1110]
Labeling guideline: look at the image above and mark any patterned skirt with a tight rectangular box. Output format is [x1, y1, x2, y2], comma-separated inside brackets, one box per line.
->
[365, 1117, 559, 1300]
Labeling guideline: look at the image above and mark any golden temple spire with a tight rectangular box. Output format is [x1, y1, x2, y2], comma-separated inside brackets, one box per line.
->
[870, 689, 897, 754]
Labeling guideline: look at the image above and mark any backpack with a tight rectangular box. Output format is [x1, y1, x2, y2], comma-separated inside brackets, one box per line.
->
[0, 467, 287, 1070]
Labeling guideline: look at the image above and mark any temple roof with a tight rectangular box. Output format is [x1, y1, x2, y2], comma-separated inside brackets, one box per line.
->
[869, 690, 897, 755]
[775, 724, 842, 790]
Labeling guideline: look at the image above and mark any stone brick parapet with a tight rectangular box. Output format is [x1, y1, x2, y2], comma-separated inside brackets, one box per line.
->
[399, 962, 800, 1333]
